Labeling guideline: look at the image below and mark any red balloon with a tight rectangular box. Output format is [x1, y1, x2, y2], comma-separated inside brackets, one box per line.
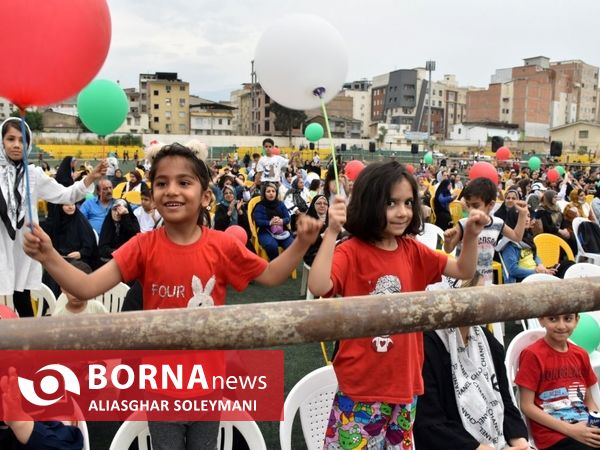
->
[271, 147, 281, 155]
[496, 146, 511, 161]
[0, 0, 111, 107]
[345, 160, 366, 181]
[405, 163, 415, 174]
[546, 168, 560, 183]
[226, 225, 248, 245]
[469, 162, 499, 184]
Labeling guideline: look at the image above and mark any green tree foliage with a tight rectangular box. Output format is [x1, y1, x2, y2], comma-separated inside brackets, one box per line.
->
[10, 110, 43, 131]
[270, 101, 307, 142]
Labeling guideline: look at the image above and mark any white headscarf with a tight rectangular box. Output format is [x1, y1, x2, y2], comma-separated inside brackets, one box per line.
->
[435, 327, 507, 450]
[0, 118, 33, 240]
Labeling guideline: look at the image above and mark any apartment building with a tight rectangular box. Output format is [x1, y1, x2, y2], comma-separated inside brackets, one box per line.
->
[466, 57, 600, 139]
[116, 88, 149, 134]
[139, 72, 190, 135]
[343, 79, 372, 138]
[189, 96, 235, 136]
[230, 84, 253, 135]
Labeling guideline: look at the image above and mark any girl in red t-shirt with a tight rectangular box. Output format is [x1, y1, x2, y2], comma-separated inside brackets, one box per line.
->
[23, 141, 321, 449]
[309, 161, 487, 450]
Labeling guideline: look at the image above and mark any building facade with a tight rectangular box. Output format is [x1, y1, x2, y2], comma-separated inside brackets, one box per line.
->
[189, 96, 235, 136]
[230, 84, 253, 135]
[550, 121, 600, 157]
[343, 79, 372, 138]
[139, 72, 190, 135]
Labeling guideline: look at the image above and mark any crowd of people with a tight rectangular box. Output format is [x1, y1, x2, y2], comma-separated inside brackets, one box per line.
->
[3, 117, 600, 448]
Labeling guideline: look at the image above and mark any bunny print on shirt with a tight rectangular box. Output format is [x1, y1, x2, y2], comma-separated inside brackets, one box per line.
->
[187, 275, 216, 308]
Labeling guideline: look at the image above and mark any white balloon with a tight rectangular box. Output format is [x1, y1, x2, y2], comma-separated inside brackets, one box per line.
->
[254, 14, 349, 111]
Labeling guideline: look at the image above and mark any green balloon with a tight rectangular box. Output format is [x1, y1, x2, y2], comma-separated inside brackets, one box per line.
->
[528, 156, 541, 171]
[423, 151, 433, 165]
[571, 313, 600, 353]
[555, 165, 566, 177]
[304, 123, 324, 142]
[77, 79, 129, 136]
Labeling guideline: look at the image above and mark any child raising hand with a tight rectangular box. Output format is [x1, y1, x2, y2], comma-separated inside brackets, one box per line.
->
[308, 161, 486, 450]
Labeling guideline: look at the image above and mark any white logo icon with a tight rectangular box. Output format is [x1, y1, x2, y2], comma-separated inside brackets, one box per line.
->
[18, 364, 80, 406]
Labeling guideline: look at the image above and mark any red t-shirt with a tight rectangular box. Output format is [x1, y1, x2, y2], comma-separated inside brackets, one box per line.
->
[328, 236, 448, 403]
[113, 227, 268, 310]
[515, 338, 597, 449]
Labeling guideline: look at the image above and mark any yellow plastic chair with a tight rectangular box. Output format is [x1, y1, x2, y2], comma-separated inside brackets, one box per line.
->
[449, 200, 464, 225]
[247, 196, 296, 279]
[533, 233, 576, 267]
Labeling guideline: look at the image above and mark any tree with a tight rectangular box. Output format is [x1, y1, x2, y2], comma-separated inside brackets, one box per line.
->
[10, 110, 43, 131]
[270, 101, 307, 144]
[377, 125, 388, 146]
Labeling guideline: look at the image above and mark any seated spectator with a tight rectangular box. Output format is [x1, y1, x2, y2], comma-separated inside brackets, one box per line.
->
[111, 168, 126, 186]
[283, 176, 310, 231]
[123, 169, 143, 195]
[592, 189, 600, 226]
[98, 199, 140, 263]
[433, 179, 455, 231]
[303, 194, 329, 267]
[414, 274, 530, 450]
[252, 183, 293, 260]
[563, 188, 596, 232]
[499, 208, 561, 283]
[79, 178, 114, 235]
[213, 185, 244, 231]
[535, 189, 577, 254]
[53, 261, 108, 316]
[133, 185, 160, 232]
[495, 187, 520, 222]
[0, 367, 83, 450]
[41, 202, 99, 296]
[516, 313, 600, 449]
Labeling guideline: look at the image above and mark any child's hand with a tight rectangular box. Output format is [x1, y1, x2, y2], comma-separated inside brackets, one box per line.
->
[23, 223, 55, 264]
[443, 227, 459, 244]
[568, 421, 600, 447]
[1, 367, 30, 422]
[463, 209, 488, 237]
[295, 215, 322, 246]
[90, 159, 109, 180]
[514, 200, 528, 213]
[328, 195, 346, 234]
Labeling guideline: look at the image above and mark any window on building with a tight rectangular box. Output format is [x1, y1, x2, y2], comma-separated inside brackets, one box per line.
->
[166, 85, 171, 93]
[127, 118, 132, 125]
[141, 105, 147, 113]
[153, 90, 159, 95]
[179, 98, 185, 107]
[179, 111, 185, 118]
[165, 111, 171, 119]
[227, 119, 231, 125]
[438, 101, 442, 107]
[166, 124, 172, 133]
[458, 128, 462, 134]
[153, 104, 159, 110]
[165, 98, 171, 106]
[439, 90, 442, 96]
[179, 124, 186, 131]
[153, 117, 159, 123]
[134, 117, 140, 125]
[579, 130, 589, 138]
[179, 86, 185, 91]
[264, 121, 270, 132]
[218, 119, 222, 125]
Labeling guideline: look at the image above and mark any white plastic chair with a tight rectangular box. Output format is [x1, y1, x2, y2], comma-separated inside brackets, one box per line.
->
[93, 282, 130, 313]
[109, 412, 267, 450]
[519, 273, 560, 330]
[572, 218, 600, 265]
[31, 283, 57, 317]
[280, 365, 338, 450]
[564, 262, 600, 278]
[416, 222, 445, 251]
[506, 329, 600, 420]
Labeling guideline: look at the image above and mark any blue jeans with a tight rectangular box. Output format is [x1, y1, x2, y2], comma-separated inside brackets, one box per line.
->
[258, 230, 294, 260]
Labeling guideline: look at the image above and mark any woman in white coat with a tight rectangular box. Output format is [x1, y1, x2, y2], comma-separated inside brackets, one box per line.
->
[0, 117, 107, 316]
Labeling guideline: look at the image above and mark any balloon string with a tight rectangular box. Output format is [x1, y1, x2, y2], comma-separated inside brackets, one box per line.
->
[319, 97, 340, 196]
[18, 109, 34, 231]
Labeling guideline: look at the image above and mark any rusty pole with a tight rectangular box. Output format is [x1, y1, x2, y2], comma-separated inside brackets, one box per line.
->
[0, 278, 597, 350]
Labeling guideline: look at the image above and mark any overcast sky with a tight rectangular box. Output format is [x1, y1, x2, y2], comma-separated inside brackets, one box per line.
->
[100, 0, 600, 101]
